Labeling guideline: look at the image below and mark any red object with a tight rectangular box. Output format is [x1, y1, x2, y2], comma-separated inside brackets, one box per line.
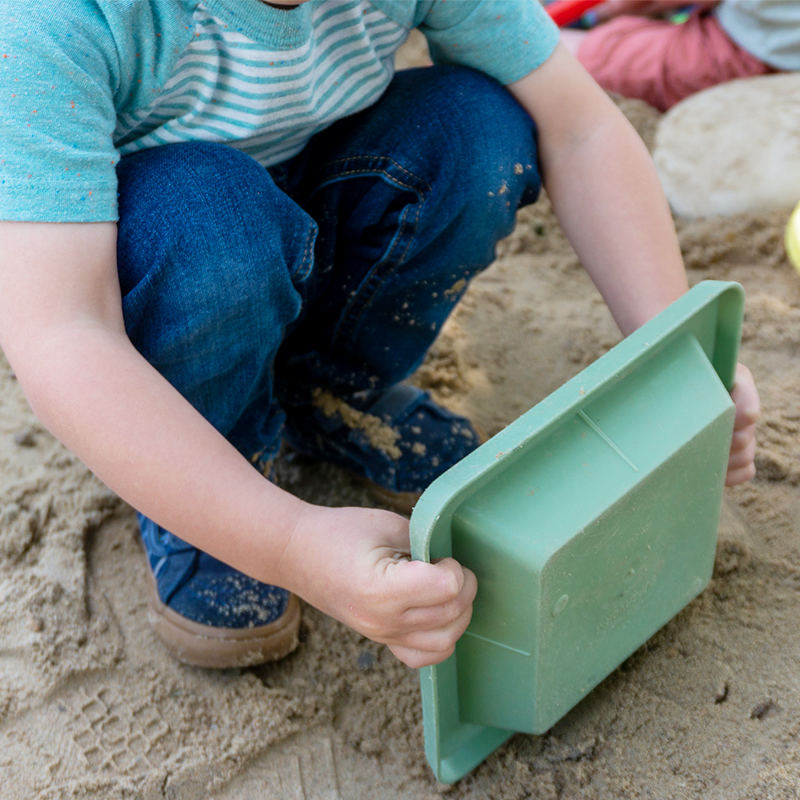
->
[578, 13, 773, 111]
[546, 0, 605, 27]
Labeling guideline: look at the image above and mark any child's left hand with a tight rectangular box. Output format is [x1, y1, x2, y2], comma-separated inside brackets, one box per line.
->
[726, 363, 760, 486]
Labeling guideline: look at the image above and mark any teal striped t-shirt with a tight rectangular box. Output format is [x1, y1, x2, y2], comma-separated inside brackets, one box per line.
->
[0, 0, 558, 222]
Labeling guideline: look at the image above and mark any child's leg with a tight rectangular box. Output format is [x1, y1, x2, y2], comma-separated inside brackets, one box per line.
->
[115, 141, 314, 666]
[575, 12, 773, 112]
[274, 66, 542, 495]
[117, 141, 315, 473]
[280, 66, 541, 395]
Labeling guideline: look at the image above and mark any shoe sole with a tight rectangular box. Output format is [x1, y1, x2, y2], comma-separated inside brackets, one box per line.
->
[144, 565, 301, 669]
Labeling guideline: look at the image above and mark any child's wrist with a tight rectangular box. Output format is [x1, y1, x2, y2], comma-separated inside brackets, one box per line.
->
[269, 500, 341, 598]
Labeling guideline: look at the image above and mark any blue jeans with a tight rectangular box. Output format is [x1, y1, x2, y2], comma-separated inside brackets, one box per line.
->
[116, 66, 542, 473]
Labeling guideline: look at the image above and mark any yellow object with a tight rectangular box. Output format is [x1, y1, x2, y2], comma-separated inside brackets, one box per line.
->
[785, 201, 800, 274]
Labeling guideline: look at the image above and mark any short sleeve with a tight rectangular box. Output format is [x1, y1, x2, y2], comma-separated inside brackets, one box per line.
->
[716, 0, 800, 71]
[419, 0, 560, 85]
[0, 1, 121, 222]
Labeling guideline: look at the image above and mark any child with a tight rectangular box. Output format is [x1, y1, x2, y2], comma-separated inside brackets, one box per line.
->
[0, 0, 759, 671]
[562, 0, 800, 111]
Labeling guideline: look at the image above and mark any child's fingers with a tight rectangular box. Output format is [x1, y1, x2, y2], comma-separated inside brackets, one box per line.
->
[384, 557, 476, 611]
[727, 437, 756, 471]
[387, 604, 474, 655]
[731, 364, 760, 430]
[387, 643, 448, 670]
[722, 364, 759, 488]
[351, 558, 475, 656]
[730, 423, 756, 453]
[726, 461, 756, 487]
[399, 589, 472, 631]
[387, 642, 457, 670]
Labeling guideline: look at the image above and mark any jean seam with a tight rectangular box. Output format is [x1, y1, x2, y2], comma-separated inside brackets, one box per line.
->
[293, 219, 316, 282]
[317, 155, 432, 194]
[328, 169, 425, 352]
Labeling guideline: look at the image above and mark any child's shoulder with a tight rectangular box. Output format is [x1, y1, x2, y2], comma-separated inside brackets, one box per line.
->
[3, 0, 197, 56]
[392, 0, 559, 89]
[2, 0, 199, 99]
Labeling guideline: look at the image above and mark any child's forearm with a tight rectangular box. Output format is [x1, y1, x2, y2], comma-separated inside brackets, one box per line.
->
[0, 221, 303, 586]
[542, 117, 689, 335]
[16, 320, 307, 585]
[21, 328, 476, 665]
[508, 44, 689, 335]
[10, 318, 476, 665]
[507, 47, 758, 488]
[0, 221, 476, 667]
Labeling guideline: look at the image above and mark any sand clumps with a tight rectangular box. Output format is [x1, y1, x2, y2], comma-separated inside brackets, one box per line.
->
[313, 388, 402, 459]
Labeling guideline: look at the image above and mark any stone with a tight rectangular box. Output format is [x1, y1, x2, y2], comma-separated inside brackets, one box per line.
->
[654, 74, 800, 218]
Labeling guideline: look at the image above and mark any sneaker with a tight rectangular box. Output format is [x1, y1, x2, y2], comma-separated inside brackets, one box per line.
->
[282, 384, 485, 514]
[139, 514, 301, 668]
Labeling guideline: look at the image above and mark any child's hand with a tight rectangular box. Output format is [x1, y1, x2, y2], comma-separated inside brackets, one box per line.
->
[280, 504, 477, 669]
[726, 363, 760, 486]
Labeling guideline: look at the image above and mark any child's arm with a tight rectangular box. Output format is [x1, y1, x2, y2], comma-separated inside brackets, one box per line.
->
[506, 43, 759, 483]
[0, 221, 476, 668]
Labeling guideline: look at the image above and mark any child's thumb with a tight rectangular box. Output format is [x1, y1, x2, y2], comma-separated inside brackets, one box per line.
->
[388, 556, 475, 608]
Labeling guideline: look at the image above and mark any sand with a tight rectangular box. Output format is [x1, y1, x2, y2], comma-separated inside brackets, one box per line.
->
[2, 34, 800, 800]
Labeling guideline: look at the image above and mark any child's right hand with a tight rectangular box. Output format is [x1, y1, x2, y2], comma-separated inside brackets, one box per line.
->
[726, 363, 759, 486]
[278, 504, 477, 669]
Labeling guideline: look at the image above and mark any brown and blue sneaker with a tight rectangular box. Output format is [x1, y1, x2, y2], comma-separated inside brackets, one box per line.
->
[282, 383, 485, 514]
[138, 514, 301, 668]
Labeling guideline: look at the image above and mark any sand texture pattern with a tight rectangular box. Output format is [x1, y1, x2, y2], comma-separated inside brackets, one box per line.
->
[2, 36, 800, 800]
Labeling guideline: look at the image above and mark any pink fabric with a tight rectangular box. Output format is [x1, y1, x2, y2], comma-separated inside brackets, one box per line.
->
[577, 12, 774, 111]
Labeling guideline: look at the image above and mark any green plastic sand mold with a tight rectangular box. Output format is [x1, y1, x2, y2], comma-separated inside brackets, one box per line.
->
[409, 280, 744, 783]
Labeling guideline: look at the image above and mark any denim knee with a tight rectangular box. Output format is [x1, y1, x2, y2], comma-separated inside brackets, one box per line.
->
[117, 141, 315, 291]
[116, 142, 315, 436]
[368, 66, 541, 229]
[274, 68, 541, 395]
[427, 71, 539, 244]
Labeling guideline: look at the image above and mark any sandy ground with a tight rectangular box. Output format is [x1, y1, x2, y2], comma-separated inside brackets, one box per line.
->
[2, 34, 800, 800]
